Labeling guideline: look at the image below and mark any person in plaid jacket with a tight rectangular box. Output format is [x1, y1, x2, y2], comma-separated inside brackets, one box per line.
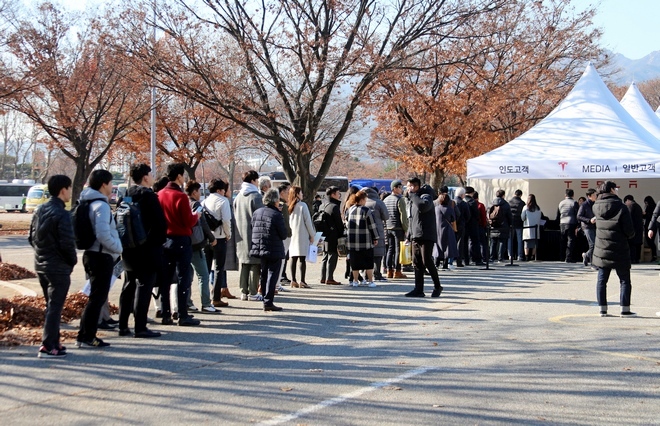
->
[346, 190, 379, 287]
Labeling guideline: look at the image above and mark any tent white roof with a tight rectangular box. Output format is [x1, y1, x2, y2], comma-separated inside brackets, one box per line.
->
[620, 82, 660, 140]
[467, 63, 660, 179]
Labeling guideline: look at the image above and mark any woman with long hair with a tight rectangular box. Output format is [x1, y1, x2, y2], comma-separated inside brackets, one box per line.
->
[287, 186, 315, 288]
[346, 190, 379, 287]
[520, 194, 543, 261]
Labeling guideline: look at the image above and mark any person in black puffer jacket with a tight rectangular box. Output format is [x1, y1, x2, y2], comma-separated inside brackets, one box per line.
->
[29, 175, 77, 358]
[592, 181, 635, 317]
[250, 188, 287, 311]
[404, 177, 442, 298]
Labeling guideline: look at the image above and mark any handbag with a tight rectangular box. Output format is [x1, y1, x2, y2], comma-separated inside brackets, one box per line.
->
[449, 220, 458, 233]
[307, 244, 318, 263]
[399, 241, 412, 265]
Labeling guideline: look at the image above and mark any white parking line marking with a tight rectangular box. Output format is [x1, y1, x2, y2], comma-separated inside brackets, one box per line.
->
[259, 366, 435, 426]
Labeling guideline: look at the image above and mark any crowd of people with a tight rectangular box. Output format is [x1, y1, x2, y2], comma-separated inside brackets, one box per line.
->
[28, 165, 660, 359]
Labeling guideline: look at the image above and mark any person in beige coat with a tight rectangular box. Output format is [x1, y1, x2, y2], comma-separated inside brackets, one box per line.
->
[288, 186, 315, 288]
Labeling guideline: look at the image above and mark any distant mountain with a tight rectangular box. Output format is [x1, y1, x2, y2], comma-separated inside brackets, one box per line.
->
[606, 51, 660, 85]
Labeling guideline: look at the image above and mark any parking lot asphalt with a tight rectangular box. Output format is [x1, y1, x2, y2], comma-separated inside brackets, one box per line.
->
[1, 234, 659, 425]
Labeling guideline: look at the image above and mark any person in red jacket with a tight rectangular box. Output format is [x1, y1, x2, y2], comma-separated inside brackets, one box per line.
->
[158, 163, 201, 327]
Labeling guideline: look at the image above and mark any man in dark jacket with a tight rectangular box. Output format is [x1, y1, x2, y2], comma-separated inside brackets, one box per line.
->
[250, 188, 287, 311]
[464, 187, 483, 266]
[320, 186, 345, 285]
[577, 188, 597, 268]
[29, 175, 77, 358]
[404, 177, 442, 298]
[593, 181, 635, 317]
[488, 189, 513, 262]
[508, 189, 525, 261]
[454, 187, 470, 267]
[623, 194, 644, 264]
[118, 163, 167, 338]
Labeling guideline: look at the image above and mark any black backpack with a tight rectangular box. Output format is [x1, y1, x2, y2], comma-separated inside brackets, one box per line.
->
[488, 204, 505, 228]
[115, 196, 148, 249]
[312, 204, 331, 235]
[71, 198, 107, 250]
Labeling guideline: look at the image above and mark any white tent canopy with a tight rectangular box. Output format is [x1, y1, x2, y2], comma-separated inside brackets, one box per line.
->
[467, 63, 660, 180]
[620, 82, 660, 141]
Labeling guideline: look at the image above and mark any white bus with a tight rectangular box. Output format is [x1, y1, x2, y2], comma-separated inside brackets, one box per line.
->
[0, 180, 35, 212]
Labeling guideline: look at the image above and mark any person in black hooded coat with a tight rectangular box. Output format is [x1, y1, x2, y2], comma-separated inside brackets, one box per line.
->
[592, 181, 635, 317]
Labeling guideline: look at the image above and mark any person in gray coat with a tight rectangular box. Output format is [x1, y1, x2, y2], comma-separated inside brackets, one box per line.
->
[557, 188, 579, 262]
[234, 170, 264, 301]
[364, 187, 389, 281]
[593, 181, 635, 317]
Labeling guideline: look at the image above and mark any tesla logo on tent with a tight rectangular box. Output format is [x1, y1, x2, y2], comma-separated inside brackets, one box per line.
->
[558, 161, 568, 171]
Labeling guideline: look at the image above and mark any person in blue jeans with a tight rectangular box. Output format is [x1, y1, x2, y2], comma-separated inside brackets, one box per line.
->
[186, 181, 218, 313]
[577, 188, 597, 268]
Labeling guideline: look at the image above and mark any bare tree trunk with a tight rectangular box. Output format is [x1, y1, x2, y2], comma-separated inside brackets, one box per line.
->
[429, 169, 445, 194]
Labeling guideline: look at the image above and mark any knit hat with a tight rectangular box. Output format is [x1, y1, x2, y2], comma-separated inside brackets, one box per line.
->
[390, 179, 403, 190]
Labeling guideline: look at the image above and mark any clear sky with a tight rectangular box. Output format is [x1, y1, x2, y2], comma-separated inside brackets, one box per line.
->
[572, 0, 660, 59]
[47, 0, 660, 60]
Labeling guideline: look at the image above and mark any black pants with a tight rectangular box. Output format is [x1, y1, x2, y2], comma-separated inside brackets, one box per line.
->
[560, 223, 577, 261]
[39, 273, 70, 350]
[455, 227, 467, 264]
[412, 240, 441, 293]
[160, 235, 193, 320]
[79, 251, 114, 342]
[119, 269, 156, 333]
[466, 225, 482, 264]
[260, 257, 282, 306]
[321, 238, 339, 281]
[628, 241, 642, 263]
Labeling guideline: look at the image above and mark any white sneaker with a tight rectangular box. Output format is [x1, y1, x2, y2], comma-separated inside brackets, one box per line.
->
[448, 264, 457, 271]
[368, 282, 377, 288]
[358, 280, 367, 287]
[240, 293, 248, 301]
[202, 306, 218, 313]
[248, 294, 264, 301]
[350, 281, 358, 287]
[188, 305, 199, 312]
[276, 285, 286, 292]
